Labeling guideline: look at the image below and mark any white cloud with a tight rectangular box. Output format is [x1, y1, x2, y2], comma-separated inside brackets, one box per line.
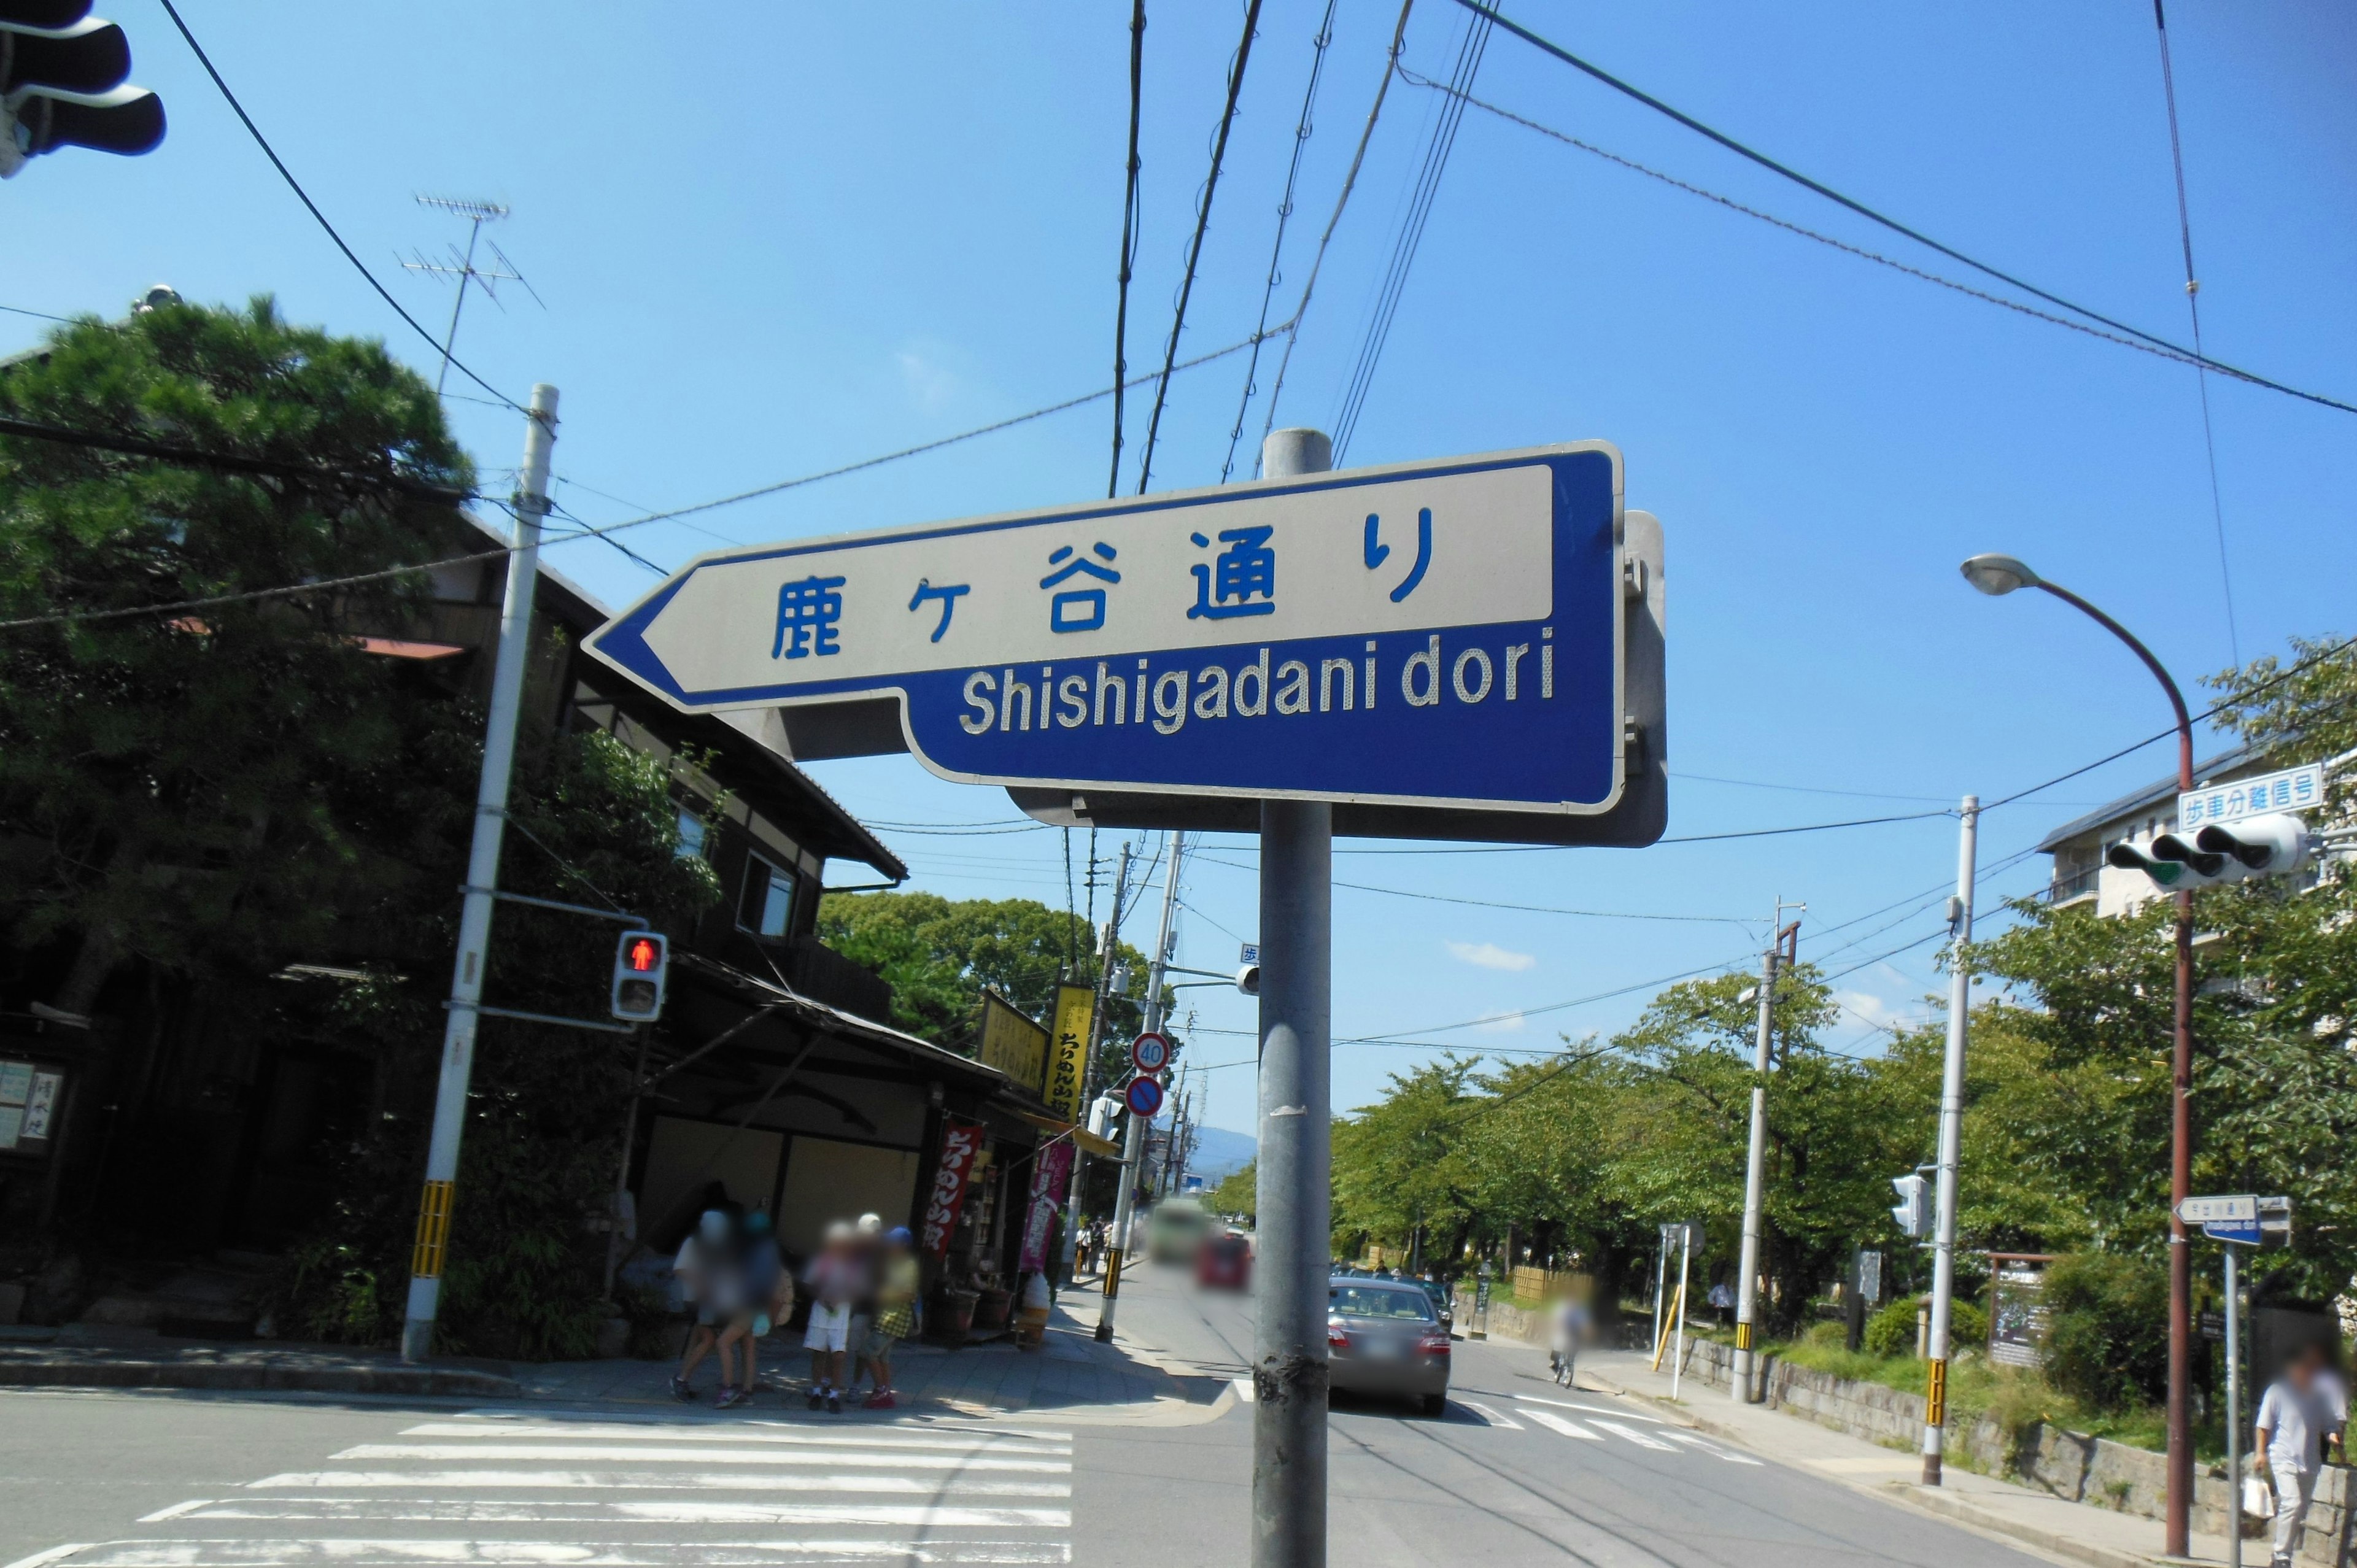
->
[894, 347, 957, 410]
[1446, 940, 1535, 972]
[1474, 1011, 1526, 1033]
[1836, 989, 1909, 1033]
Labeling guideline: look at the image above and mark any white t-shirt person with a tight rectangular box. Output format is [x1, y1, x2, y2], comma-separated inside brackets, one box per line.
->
[2258, 1373, 2340, 1472]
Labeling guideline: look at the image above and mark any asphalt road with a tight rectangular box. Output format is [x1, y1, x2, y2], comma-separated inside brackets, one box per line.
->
[1078, 1261, 2061, 1568]
[2, 1266, 2060, 1568]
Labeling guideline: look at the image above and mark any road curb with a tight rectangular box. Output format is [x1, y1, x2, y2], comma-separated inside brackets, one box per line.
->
[0, 1360, 521, 1398]
[1889, 1481, 2162, 1568]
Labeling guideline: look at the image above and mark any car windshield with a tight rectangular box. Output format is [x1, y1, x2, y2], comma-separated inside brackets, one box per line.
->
[1329, 1284, 1436, 1321]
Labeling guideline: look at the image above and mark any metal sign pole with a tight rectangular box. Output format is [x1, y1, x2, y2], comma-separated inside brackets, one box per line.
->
[1098, 832, 1184, 1343]
[1253, 429, 1333, 1568]
[2226, 1242, 2242, 1568]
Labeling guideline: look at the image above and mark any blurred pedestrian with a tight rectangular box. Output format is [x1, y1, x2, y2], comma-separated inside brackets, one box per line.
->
[714, 1210, 790, 1409]
[670, 1207, 731, 1402]
[2257, 1342, 2343, 1568]
[858, 1226, 919, 1410]
[803, 1221, 862, 1413]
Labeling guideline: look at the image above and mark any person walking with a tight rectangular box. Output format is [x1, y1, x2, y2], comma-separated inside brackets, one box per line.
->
[669, 1208, 731, 1402]
[714, 1210, 791, 1410]
[2256, 1342, 2344, 1568]
[803, 1221, 862, 1413]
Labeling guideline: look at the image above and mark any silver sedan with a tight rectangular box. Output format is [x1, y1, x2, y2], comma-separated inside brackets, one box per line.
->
[1326, 1278, 1452, 1415]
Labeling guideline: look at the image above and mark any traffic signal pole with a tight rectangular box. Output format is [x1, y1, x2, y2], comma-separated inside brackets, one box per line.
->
[1255, 429, 1332, 1568]
[400, 383, 558, 1364]
[1921, 794, 1978, 1484]
[1097, 830, 1183, 1342]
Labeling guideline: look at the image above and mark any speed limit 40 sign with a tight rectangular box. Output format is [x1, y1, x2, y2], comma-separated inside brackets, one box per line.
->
[1131, 1031, 1172, 1075]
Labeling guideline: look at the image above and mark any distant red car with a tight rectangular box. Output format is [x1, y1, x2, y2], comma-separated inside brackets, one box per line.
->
[1197, 1232, 1253, 1291]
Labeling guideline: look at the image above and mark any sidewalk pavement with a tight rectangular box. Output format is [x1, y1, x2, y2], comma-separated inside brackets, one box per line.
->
[0, 1280, 1229, 1425]
[1579, 1343, 2239, 1568]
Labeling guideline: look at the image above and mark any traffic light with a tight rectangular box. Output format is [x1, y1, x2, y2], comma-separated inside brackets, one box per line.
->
[2196, 814, 2312, 878]
[610, 930, 668, 1022]
[1891, 1173, 1931, 1238]
[2107, 813, 2311, 891]
[1, 1, 164, 179]
[1234, 962, 1260, 997]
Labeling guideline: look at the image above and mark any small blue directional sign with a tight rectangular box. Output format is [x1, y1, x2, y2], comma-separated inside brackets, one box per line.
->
[2179, 1194, 2262, 1245]
[587, 444, 1663, 844]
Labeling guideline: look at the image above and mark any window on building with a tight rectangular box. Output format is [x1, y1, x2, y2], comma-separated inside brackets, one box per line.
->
[676, 807, 708, 861]
[738, 852, 797, 939]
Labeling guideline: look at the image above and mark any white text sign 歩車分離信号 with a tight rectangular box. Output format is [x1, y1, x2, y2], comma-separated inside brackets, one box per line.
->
[2179, 763, 2323, 831]
[586, 444, 1663, 844]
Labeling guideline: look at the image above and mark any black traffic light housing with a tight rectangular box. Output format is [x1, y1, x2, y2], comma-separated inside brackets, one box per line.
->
[610, 930, 669, 1022]
[1, 0, 163, 176]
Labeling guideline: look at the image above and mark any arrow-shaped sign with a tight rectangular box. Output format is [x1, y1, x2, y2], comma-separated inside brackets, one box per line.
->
[586, 444, 1664, 844]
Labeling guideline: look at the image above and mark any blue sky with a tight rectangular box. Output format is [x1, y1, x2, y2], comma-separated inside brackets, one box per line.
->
[10, 1, 2353, 1142]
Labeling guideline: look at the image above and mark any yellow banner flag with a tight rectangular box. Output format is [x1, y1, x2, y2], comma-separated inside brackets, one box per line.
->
[1045, 983, 1094, 1121]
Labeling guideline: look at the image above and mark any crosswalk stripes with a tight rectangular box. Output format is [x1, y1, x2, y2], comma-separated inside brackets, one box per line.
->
[1497, 1395, 1767, 1464]
[1520, 1410, 1603, 1442]
[1459, 1402, 1523, 1431]
[14, 1410, 1075, 1568]
[1585, 1418, 1675, 1452]
[1663, 1431, 1763, 1466]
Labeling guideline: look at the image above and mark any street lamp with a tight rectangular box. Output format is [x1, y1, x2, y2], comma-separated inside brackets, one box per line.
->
[1959, 554, 2197, 1557]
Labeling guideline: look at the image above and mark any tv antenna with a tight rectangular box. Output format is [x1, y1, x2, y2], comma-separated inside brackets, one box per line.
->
[403, 196, 541, 396]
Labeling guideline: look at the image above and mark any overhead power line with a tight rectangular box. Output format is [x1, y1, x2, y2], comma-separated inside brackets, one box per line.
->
[1256, 0, 1415, 460]
[1456, 0, 2357, 419]
[0, 326, 1285, 633]
[579, 322, 1287, 544]
[1329, 2, 1492, 463]
[155, 0, 525, 414]
[1395, 68, 2270, 380]
[1221, 0, 1336, 482]
[1134, 0, 1264, 494]
[2150, 0, 2239, 664]
[1107, 0, 1147, 499]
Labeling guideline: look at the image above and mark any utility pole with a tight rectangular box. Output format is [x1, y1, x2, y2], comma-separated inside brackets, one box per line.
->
[400, 383, 559, 1363]
[1732, 898, 1800, 1402]
[1255, 428, 1332, 1568]
[1921, 795, 1978, 1483]
[1059, 844, 1134, 1287]
[1098, 831, 1183, 1341]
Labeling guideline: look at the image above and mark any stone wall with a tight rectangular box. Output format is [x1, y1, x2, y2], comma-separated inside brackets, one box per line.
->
[1461, 1289, 2353, 1566]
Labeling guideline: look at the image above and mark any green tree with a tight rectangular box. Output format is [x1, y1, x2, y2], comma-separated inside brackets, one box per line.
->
[817, 888, 1151, 1049]
[0, 299, 723, 1354]
[1209, 1159, 1256, 1224]
[0, 298, 473, 1017]
[1330, 1057, 1482, 1264]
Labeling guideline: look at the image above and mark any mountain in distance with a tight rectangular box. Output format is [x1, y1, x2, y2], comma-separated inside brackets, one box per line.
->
[1183, 1124, 1255, 1183]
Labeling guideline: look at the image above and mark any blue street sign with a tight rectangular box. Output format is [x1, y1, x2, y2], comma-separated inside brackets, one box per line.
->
[1125, 1075, 1165, 1119]
[587, 444, 1666, 844]
[2203, 1219, 2262, 1246]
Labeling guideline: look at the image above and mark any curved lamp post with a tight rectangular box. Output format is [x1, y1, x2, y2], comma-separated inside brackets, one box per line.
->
[1960, 554, 2196, 1556]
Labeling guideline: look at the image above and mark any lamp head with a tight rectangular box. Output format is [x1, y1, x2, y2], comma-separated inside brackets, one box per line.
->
[1960, 553, 2040, 597]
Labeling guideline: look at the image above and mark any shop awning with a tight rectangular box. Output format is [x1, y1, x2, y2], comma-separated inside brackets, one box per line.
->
[1008, 1107, 1120, 1159]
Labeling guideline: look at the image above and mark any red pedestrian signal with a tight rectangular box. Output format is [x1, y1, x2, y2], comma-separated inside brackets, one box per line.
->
[611, 930, 668, 1021]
